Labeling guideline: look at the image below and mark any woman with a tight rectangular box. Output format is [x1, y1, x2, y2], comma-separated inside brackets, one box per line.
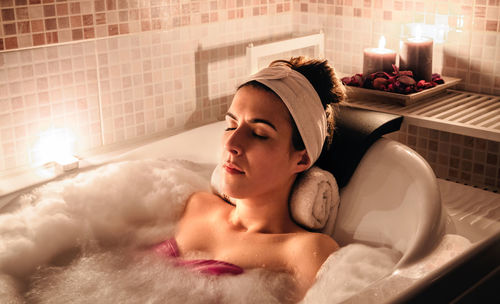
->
[173, 57, 346, 300]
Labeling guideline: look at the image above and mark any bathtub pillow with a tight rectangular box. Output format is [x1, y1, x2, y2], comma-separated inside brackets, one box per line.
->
[317, 104, 403, 188]
[210, 164, 339, 230]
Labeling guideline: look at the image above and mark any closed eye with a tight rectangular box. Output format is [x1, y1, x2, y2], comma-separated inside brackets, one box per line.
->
[253, 133, 268, 139]
[225, 126, 267, 139]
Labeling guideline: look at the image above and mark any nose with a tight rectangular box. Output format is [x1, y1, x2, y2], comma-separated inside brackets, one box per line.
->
[224, 127, 243, 156]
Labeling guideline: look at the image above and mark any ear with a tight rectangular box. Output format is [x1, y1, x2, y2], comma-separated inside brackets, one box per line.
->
[293, 150, 310, 173]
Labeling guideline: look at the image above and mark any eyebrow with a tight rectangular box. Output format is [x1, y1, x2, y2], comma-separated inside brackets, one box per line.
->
[225, 112, 277, 131]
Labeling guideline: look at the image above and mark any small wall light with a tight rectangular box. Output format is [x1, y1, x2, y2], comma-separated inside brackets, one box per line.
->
[33, 128, 79, 172]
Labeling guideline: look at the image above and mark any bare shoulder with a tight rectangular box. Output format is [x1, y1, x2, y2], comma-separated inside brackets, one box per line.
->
[291, 232, 339, 263]
[284, 232, 339, 297]
[182, 191, 229, 218]
[185, 191, 217, 206]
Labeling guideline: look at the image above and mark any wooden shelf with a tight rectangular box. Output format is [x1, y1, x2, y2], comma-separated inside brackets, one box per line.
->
[345, 90, 500, 142]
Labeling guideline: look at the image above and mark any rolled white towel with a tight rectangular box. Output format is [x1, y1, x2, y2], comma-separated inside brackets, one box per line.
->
[210, 164, 339, 230]
[290, 166, 339, 230]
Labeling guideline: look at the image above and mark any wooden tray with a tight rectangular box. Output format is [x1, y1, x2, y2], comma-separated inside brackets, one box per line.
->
[343, 76, 462, 106]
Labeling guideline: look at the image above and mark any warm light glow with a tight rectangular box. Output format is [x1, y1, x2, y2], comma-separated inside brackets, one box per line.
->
[33, 128, 76, 165]
[408, 24, 429, 42]
[404, 22, 449, 44]
[457, 16, 464, 32]
[368, 36, 394, 54]
[370, 48, 394, 54]
[408, 37, 430, 43]
[378, 36, 386, 49]
[415, 24, 422, 39]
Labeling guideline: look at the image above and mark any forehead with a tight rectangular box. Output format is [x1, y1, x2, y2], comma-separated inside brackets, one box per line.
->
[229, 85, 291, 123]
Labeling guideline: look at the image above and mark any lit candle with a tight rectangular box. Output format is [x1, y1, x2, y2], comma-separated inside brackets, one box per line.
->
[400, 27, 433, 81]
[362, 36, 397, 77]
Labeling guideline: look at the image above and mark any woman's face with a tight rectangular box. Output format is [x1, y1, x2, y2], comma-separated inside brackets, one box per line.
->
[221, 85, 309, 200]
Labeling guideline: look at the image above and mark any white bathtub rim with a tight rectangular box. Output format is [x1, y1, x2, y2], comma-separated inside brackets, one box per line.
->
[0, 121, 221, 204]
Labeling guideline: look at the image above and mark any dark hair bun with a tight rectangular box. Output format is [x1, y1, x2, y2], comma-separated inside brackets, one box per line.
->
[269, 56, 346, 109]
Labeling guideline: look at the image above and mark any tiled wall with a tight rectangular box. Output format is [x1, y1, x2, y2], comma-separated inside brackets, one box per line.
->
[385, 124, 500, 192]
[0, 0, 292, 49]
[1, 0, 499, 192]
[1, 0, 294, 171]
[293, 0, 500, 95]
[1, 40, 101, 167]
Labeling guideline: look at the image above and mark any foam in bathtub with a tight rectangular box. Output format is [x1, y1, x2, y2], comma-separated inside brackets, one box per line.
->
[302, 243, 401, 304]
[0, 159, 400, 303]
[0, 159, 212, 278]
[25, 247, 298, 304]
[22, 241, 400, 304]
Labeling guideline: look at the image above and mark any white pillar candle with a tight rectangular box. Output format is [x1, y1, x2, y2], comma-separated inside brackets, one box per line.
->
[400, 34, 433, 82]
[362, 36, 397, 77]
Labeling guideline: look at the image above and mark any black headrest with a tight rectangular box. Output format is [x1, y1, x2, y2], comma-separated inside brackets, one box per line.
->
[317, 104, 403, 188]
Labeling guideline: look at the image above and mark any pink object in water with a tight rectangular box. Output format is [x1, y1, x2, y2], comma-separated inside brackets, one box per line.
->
[153, 238, 244, 276]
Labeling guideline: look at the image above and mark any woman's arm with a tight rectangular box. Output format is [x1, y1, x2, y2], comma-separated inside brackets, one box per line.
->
[288, 233, 339, 300]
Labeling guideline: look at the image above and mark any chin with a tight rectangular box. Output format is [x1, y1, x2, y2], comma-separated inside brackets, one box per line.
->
[221, 184, 246, 199]
[221, 180, 252, 199]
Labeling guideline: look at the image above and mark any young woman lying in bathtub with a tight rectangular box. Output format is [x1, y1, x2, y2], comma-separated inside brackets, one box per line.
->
[170, 57, 346, 300]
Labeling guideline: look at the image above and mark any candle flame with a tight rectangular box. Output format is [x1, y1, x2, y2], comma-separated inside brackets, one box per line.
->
[378, 36, 386, 49]
[415, 24, 422, 39]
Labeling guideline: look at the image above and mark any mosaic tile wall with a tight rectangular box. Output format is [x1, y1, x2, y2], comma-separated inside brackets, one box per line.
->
[1, 0, 294, 171]
[0, 40, 101, 167]
[0, 0, 292, 49]
[384, 124, 500, 192]
[293, 0, 500, 95]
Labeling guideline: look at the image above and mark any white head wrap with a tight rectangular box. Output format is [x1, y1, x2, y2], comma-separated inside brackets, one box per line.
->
[241, 65, 327, 167]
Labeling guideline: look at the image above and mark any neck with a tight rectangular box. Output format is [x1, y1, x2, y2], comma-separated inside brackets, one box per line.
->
[228, 179, 298, 234]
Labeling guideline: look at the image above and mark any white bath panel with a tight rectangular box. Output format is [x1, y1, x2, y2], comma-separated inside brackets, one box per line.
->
[439, 178, 500, 242]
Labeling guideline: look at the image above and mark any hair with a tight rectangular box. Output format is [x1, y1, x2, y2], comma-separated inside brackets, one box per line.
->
[239, 56, 346, 151]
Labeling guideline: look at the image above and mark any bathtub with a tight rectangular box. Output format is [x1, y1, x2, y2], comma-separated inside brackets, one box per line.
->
[114, 121, 500, 303]
[0, 117, 499, 303]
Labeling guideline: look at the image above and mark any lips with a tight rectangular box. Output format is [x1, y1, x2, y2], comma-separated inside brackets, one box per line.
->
[223, 162, 245, 174]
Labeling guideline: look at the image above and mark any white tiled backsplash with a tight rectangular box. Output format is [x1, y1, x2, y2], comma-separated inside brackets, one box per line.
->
[0, 11, 294, 171]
